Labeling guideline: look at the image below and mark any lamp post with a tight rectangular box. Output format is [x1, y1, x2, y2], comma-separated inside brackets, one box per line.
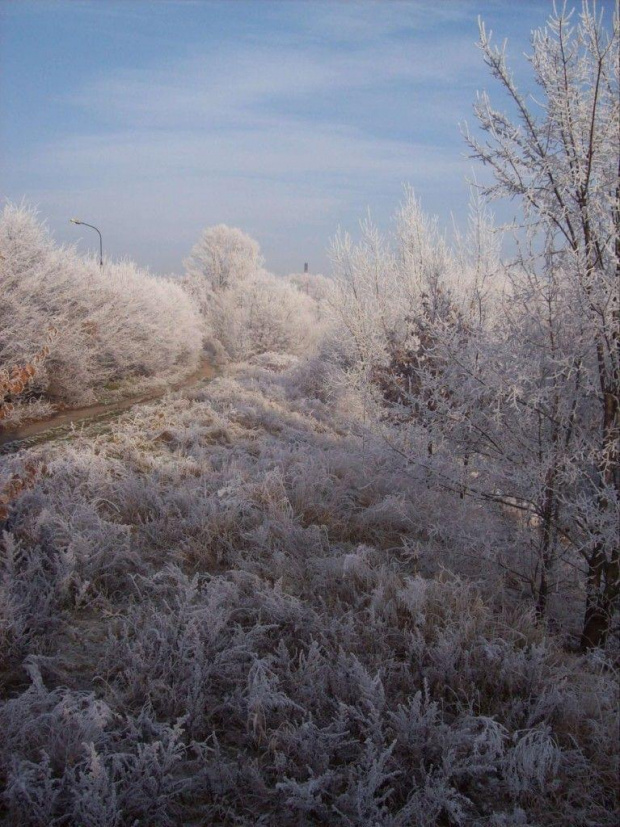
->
[70, 218, 103, 268]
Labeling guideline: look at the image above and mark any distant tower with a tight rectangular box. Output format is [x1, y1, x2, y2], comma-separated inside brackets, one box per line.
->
[304, 262, 309, 273]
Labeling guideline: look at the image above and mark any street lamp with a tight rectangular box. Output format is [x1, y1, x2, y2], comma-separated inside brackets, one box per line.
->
[70, 218, 103, 268]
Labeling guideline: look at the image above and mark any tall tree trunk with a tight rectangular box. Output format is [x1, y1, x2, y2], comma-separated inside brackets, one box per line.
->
[535, 465, 559, 620]
[582, 339, 620, 649]
[580, 543, 619, 650]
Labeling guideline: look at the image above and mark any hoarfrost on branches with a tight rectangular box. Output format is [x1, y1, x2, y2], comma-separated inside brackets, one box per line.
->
[0, 3, 618, 825]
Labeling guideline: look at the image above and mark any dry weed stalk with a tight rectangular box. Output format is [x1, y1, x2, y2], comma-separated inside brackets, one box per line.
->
[0, 327, 57, 421]
[0, 460, 42, 521]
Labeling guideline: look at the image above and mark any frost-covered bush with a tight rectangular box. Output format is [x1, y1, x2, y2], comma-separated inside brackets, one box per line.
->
[0, 364, 617, 825]
[323, 0, 620, 651]
[184, 223, 263, 292]
[214, 271, 322, 360]
[0, 204, 202, 413]
[185, 256, 323, 362]
[286, 271, 332, 307]
[182, 224, 325, 361]
[325, 159, 617, 649]
[0, 667, 202, 827]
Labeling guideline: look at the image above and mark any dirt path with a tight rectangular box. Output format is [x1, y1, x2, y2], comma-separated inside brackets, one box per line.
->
[0, 359, 217, 453]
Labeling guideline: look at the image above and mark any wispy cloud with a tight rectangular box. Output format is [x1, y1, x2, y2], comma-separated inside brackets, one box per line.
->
[66, 27, 481, 128]
[2, 0, 534, 274]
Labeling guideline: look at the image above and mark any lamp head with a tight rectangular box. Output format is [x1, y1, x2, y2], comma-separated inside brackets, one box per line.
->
[69, 218, 82, 225]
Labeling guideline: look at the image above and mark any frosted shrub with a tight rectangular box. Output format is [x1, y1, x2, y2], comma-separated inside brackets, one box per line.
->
[221, 271, 322, 359]
[85, 258, 202, 381]
[182, 224, 325, 361]
[329, 175, 618, 649]
[0, 363, 616, 825]
[0, 204, 202, 413]
[184, 223, 263, 291]
[285, 271, 333, 321]
[0, 331, 57, 426]
[0, 666, 199, 826]
[187, 268, 323, 361]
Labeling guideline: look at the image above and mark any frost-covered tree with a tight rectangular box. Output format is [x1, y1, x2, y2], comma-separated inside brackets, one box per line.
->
[183, 224, 262, 293]
[329, 3, 619, 649]
[327, 190, 496, 428]
[464, 1, 619, 648]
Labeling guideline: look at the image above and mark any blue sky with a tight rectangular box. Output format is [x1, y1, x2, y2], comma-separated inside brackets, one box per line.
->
[1, 0, 611, 275]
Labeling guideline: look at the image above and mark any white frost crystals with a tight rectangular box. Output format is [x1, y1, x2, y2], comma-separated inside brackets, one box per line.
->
[182, 223, 326, 361]
[0, 2, 618, 825]
[0, 204, 203, 421]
